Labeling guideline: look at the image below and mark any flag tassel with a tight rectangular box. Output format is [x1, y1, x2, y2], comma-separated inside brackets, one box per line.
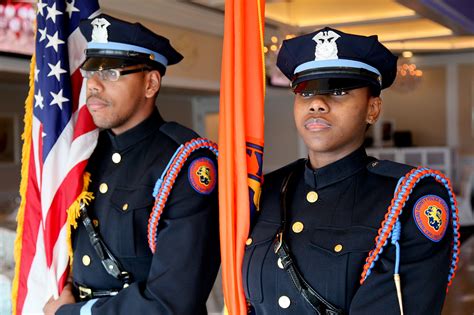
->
[11, 52, 36, 315]
[66, 172, 94, 263]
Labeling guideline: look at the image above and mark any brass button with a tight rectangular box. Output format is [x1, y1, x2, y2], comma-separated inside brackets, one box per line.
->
[292, 221, 304, 233]
[245, 238, 253, 245]
[277, 258, 284, 269]
[306, 191, 318, 203]
[122, 203, 129, 211]
[371, 161, 379, 167]
[99, 183, 108, 194]
[123, 283, 129, 288]
[92, 219, 99, 228]
[82, 255, 91, 266]
[278, 296, 291, 309]
[334, 244, 343, 253]
[112, 153, 121, 164]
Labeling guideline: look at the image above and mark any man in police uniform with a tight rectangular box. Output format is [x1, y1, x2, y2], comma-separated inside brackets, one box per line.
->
[243, 28, 458, 314]
[44, 14, 220, 314]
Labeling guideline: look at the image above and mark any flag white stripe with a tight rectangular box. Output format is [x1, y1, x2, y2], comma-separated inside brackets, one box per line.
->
[67, 28, 87, 74]
[23, 228, 49, 315]
[32, 117, 42, 188]
[40, 106, 97, 222]
[67, 7, 102, 74]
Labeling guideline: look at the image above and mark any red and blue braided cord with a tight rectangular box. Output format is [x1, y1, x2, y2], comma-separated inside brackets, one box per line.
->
[147, 138, 218, 253]
[360, 167, 460, 292]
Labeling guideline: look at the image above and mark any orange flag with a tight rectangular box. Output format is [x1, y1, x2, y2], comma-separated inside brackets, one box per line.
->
[218, 1, 265, 314]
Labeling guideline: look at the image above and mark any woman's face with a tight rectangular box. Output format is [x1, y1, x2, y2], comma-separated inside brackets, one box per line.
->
[293, 86, 381, 167]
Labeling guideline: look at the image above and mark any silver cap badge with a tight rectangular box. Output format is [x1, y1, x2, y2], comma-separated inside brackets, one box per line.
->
[313, 30, 340, 60]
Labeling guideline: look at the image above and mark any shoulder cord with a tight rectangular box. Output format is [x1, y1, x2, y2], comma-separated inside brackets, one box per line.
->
[147, 138, 218, 253]
[360, 167, 461, 292]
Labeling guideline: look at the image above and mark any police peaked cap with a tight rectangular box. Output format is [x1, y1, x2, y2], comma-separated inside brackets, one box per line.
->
[277, 27, 398, 94]
[79, 14, 183, 76]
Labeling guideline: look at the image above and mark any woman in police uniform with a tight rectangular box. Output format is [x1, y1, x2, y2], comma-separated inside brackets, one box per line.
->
[243, 28, 458, 314]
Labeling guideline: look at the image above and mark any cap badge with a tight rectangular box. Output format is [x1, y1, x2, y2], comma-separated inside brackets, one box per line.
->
[312, 30, 340, 60]
[91, 18, 111, 43]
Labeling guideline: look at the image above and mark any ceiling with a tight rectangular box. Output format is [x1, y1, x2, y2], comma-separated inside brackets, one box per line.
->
[261, 0, 474, 53]
[191, 0, 474, 52]
[113, 0, 474, 55]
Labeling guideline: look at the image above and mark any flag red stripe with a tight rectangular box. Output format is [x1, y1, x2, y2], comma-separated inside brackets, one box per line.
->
[71, 70, 82, 113]
[44, 160, 88, 265]
[73, 105, 96, 141]
[57, 264, 70, 294]
[17, 145, 42, 315]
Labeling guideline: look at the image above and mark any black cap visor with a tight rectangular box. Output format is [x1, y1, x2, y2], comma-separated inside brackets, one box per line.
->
[292, 67, 381, 95]
[81, 49, 166, 74]
[80, 57, 140, 71]
[293, 77, 378, 95]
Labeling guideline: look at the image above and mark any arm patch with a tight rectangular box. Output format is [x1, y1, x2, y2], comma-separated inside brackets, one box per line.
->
[188, 157, 217, 195]
[413, 195, 449, 242]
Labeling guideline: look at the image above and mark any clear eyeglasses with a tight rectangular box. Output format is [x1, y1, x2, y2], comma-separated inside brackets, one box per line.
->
[80, 66, 150, 82]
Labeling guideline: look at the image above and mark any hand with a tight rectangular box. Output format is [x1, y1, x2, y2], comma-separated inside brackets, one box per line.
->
[43, 282, 76, 314]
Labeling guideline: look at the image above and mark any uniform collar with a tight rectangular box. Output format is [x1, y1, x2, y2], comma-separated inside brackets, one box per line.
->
[304, 146, 368, 189]
[107, 108, 164, 151]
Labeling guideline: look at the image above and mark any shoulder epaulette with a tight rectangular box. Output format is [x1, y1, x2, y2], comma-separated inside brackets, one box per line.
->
[367, 159, 414, 179]
[160, 121, 200, 145]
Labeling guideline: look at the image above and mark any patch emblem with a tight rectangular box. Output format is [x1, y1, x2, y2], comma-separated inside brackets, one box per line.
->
[313, 30, 340, 60]
[413, 195, 449, 242]
[188, 157, 216, 194]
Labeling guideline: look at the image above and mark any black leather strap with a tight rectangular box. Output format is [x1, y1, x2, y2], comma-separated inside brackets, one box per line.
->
[274, 241, 343, 315]
[275, 167, 344, 315]
[79, 202, 132, 286]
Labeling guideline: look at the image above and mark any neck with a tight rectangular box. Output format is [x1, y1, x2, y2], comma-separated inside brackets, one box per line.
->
[308, 143, 363, 169]
[111, 100, 155, 135]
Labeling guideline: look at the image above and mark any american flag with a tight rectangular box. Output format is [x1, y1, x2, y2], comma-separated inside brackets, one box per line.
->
[12, 1, 100, 313]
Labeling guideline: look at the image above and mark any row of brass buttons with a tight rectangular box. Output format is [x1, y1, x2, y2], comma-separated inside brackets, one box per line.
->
[82, 152, 123, 268]
[247, 190, 341, 310]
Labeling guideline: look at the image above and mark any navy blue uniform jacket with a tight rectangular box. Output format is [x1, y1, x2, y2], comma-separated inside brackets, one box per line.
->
[57, 109, 220, 314]
[243, 147, 452, 314]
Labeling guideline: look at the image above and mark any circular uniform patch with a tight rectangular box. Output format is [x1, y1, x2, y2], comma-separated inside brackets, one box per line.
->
[188, 157, 217, 195]
[413, 195, 449, 242]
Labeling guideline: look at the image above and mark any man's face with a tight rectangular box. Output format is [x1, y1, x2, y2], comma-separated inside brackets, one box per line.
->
[85, 65, 157, 134]
[294, 86, 379, 162]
